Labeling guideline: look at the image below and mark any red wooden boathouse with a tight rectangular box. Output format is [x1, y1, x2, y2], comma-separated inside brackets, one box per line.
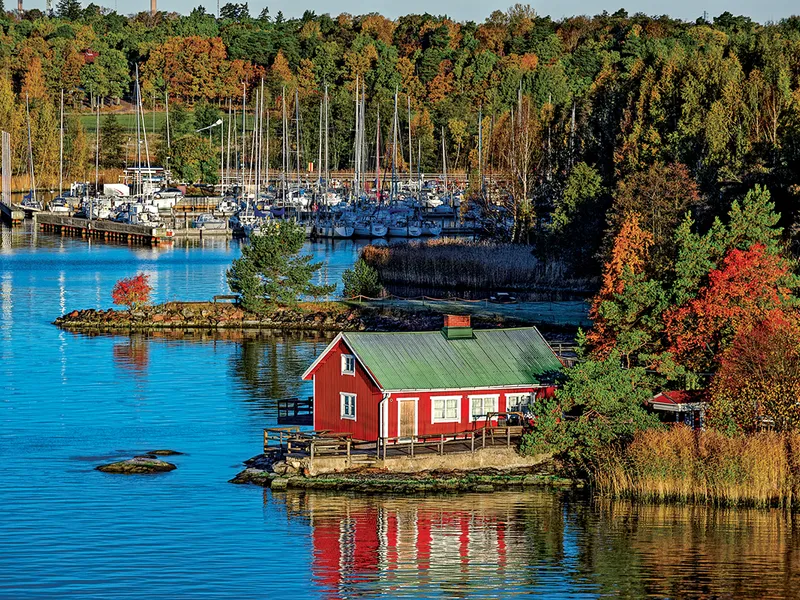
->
[301, 315, 562, 442]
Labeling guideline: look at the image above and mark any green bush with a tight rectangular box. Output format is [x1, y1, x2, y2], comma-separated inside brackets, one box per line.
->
[342, 258, 383, 298]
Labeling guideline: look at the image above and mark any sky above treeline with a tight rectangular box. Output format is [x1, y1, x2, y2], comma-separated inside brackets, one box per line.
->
[19, 0, 795, 24]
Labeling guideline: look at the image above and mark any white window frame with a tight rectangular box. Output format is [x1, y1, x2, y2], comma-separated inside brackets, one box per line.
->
[468, 394, 500, 421]
[431, 395, 461, 424]
[340, 392, 357, 420]
[341, 354, 356, 376]
[505, 392, 535, 411]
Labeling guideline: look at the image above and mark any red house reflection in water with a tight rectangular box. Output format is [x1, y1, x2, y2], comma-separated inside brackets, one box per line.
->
[305, 495, 518, 597]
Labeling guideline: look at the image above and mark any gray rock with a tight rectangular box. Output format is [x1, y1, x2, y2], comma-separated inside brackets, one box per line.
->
[96, 456, 176, 474]
[270, 478, 289, 491]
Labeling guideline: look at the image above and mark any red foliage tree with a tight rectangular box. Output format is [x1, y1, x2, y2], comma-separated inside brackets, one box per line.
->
[664, 243, 798, 370]
[709, 313, 800, 432]
[111, 274, 152, 311]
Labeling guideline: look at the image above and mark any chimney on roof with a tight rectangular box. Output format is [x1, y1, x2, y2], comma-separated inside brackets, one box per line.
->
[17, 0, 22, 13]
[442, 314, 473, 340]
[150, 0, 156, 15]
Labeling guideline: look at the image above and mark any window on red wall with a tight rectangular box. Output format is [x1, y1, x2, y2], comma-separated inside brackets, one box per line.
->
[341, 354, 356, 375]
[431, 396, 460, 423]
[469, 395, 499, 420]
[340, 392, 357, 419]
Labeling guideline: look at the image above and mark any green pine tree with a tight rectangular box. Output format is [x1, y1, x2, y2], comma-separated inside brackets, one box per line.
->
[227, 221, 336, 313]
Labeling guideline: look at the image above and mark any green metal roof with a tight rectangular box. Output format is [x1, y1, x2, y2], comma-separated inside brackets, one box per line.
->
[342, 327, 562, 392]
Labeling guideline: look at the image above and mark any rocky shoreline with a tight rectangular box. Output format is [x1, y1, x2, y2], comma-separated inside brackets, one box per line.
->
[229, 453, 582, 494]
[54, 301, 532, 333]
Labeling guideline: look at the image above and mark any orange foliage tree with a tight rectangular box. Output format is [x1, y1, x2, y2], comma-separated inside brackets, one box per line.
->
[587, 215, 654, 357]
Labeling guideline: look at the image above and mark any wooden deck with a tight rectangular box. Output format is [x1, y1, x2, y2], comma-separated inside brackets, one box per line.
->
[263, 424, 525, 468]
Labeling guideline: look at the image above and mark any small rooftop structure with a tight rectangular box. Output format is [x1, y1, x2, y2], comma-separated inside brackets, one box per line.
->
[647, 390, 707, 429]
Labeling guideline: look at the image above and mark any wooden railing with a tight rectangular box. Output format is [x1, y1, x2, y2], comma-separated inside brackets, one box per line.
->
[263, 422, 525, 465]
[276, 397, 313, 425]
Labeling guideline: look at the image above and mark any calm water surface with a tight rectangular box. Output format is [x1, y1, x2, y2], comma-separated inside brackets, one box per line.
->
[1, 222, 799, 599]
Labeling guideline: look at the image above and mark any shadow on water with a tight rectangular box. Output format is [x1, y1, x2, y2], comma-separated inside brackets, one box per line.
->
[265, 489, 800, 599]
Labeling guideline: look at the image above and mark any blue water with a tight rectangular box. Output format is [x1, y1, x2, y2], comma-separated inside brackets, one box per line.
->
[1, 223, 797, 599]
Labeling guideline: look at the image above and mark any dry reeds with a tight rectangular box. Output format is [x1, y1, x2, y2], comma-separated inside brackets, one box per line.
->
[595, 427, 800, 509]
[361, 239, 594, 295]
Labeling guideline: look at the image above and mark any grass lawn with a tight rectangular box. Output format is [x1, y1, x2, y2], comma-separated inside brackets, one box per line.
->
[76, 111, 168, 134]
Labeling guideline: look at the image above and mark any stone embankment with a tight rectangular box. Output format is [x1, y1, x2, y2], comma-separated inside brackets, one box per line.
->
[55, 301, 528, 333]
[229, 453, 581, 494]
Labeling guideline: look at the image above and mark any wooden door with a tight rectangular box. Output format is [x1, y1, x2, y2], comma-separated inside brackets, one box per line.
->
[399, 400, 416, 439]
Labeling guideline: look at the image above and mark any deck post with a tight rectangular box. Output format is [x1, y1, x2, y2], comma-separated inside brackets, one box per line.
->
[382, 437, 386, 461]
[410, 437, 414, 458]
[507, 427, 511, 447]
[263, 429, 268, 453]
[471, 431, 475, 453]
[439, 434, 444, 455]
[346, 440, 351, 466]
[482, 428, 486, 449]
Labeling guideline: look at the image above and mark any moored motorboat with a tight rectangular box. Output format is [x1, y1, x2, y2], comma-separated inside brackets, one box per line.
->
[421, 220, 442, 236]
[193, 213, 227, 230]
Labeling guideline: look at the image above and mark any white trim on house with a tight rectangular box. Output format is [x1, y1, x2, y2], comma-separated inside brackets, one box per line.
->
[396, 397, 419, 438]
[340, 392, 357, 420]
[301, 332, 384, 389]
[431, 395, 462, 423]
[384, 384, 551, 394]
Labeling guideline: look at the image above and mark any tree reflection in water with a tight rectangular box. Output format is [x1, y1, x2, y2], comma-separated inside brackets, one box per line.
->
[267, 490, 800, 599]
[228, 330, 333, 416]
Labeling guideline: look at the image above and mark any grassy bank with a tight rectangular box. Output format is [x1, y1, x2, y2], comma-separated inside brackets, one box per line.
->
[596, 427, 800, 509]
[361, 239, 596, 298]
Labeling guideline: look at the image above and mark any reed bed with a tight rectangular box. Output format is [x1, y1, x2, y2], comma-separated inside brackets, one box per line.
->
[361, 239, 594, 295]
[596, 427, 800, 509]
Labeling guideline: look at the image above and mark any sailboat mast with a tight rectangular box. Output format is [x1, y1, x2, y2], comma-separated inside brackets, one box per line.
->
[324, 84, 329, 192]
[478, 106, 482, 196]
[353, 76, 360, 198]
[58, 89, 63, 197]
[407, 95, 412, 186]
[281, 87, 287, 200]
[95, 96, 100, 194]
[391, 89, 398, 202]
[375, 106, 380, 200]
[241, 83, 246, 198]
[294, 88, 301, 190]
[317, 97, 322, 189]
[442, 125, 447, 199]
[25, 94, 35, 203]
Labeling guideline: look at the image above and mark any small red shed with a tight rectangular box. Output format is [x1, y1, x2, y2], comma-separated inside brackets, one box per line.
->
[301, 315, 563, 442]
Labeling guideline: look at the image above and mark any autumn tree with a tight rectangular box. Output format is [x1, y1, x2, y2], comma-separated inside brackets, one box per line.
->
[588, 215, 660, 360]
[610, 162, 702, 273]
[664, 243, 799, 371]
[709, 315, 800, 433]
[112, 274, 153, 312]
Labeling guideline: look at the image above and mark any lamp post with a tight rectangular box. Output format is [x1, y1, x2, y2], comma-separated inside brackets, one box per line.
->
[196, 119, 224, 194]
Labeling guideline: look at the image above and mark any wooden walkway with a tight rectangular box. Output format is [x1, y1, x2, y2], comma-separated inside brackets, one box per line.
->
[263, 424, 525, 468]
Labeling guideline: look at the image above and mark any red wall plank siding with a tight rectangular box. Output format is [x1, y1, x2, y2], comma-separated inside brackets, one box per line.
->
[313, 339, 383, 440]
[386, 386, 556, 438]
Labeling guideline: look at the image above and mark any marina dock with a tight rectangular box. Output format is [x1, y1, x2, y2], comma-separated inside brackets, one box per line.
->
[36, 213, 164, 245]
[0, 200, 24, 225]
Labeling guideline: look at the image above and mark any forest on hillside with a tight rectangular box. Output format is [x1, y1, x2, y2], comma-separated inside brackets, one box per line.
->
[2, 4, 800, 272]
